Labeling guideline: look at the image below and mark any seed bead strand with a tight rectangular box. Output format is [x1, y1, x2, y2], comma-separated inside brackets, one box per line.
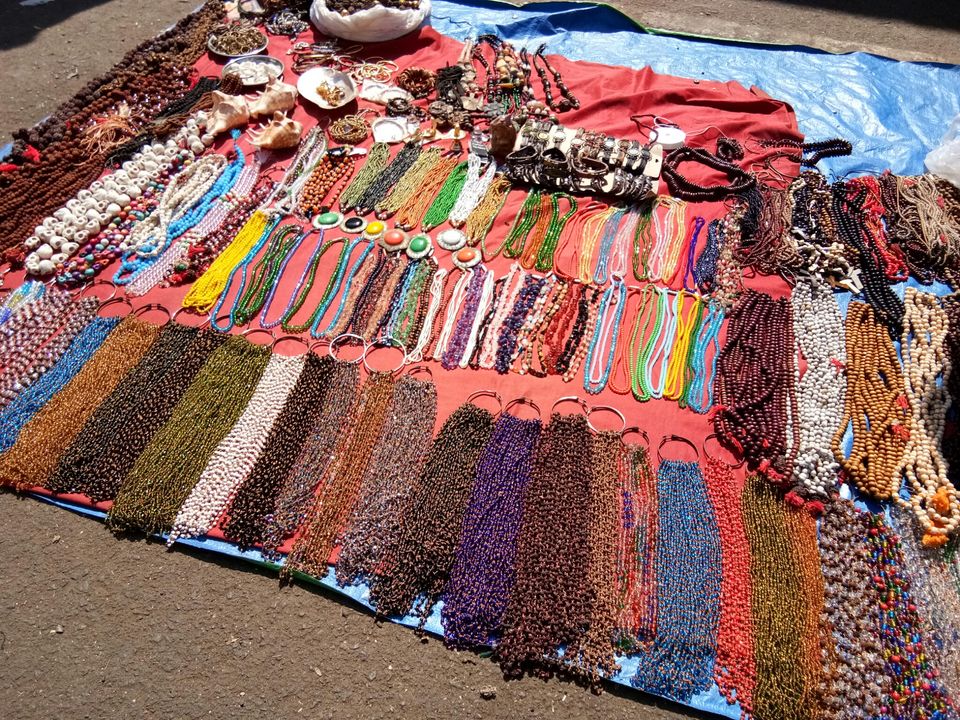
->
[831, 301, 911, 500]
[354, 142, 422, 216]
[374, 148, 445, 219]
[408, 268, 448, 363]
[448, 157, 498, 228]
[167, 353, 306, 544]
[284, 371, 396, 579]
[632, 459, 721, 703]
[339, 142, 390, 213]
[441, 412, 542, 649]
[0, 315, 119, 453]
[107, 336, 271, 535]
[497, 412, 593, 681]
[47, 323, 196, 495]
[897, 288, 958, 546]
[790, 277, 847, 500]
[0, 316, 160, 491]
[817, 500, 887, 720]
[261, 360, 360, 561]
[336, 374, 438, 587]
[684, 300, 724, 414]
[393, 155, 461, 230]
[463, 175, 511, 243]
[220, 354, 334, 549]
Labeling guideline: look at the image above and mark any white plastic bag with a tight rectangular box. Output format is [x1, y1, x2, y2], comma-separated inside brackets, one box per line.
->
[925, 113, 960, 188]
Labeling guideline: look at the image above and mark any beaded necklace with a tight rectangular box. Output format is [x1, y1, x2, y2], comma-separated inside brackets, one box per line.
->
[790, 277, 846, 500]
[496, 189, 544, 262]
[336, 373, 438, 587]
[578, 205, 617, 284]
[0, 315, 119, 453]
[897, 288, 958, 545]
[393, 155, 461, 230]
[646, 197, 687, 283]
[498, 411, 593, 681]
[846, 175, 909, 282]
[495, 273, 546, 374]
[524, 278, 569, 377]
[374, 258, 418, 341]
[663, 291, 703, 402]
[168, 353, 307, 544]
[369, 399, 495, 621]
[684, 300, 723, 414]
[432, 269, 474, 363]
[47, 323, 195, 495]
[338, 141, 389, 213]
[261, 231, 333, 330]
[559, 287, 602, 382]
[523, 192, 577, 273]
[591, 206, 627, 285]
[645, 289, 680, 400]
[220, 353, 334, 549]
[632, 458, 721, 702]
[261, 358, 359, 560]
[337, 250, 389, 338]
[694, 218, 722, 293]
[284, 371, 397, 579]
[463, 174, 511, 243]
[297, 148, 356, 218]
[442, 410, 542, 649]
[830, 301, 910, 500]
[386, 259, 438, 348]
[440, 268, 488, 369]
[477, 264, 522, 369]
[354, 142, 422, 216]
[510, 274, 555, 370]
[584, 278, 627, 394]
[682, 216, 706, 292]
[408, 268, 449, 363]
[626, 284, 660, 402]
[230, 224, 304, 327]
[0, 316, 160, 491]
[283, 238, 363, 335]
[359, 257, 408, 341]
[263, 127, 326, 212]
[374, 148, 445, 219]
[447, 156, 497, 228]
[107, 336, 271, 535]
[421, 160, 470, 231]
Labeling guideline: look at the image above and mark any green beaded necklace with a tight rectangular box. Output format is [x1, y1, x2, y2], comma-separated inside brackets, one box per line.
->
[422, 161, 469, 231]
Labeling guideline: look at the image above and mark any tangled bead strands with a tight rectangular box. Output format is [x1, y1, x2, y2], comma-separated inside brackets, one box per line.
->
[167, 353, 307, 544]
[354, 142, 423, 217]
[107, 336, 271, 535]
[339, 142, 390, 213]
[0, 315, 160, 491]
[368, 400, 495, 621]
[441, 411, 542, 649]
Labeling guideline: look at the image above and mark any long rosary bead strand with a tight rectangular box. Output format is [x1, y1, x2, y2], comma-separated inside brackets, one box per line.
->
[336, 374, 437, 587]
[339, 142, 390, 213]
[742, 475, 820, 720]
[0, 316, 160, 491]
[632, 459, 721, 702]
[463, 175, 511, 244]
[945, 297, 960, 489]
[47, 323, 195, 494]
[368, 400, 495, 621]
[297, 149, 356, 217]
[817, 500, 887, 720]
[613, 439, 658, 652]
[831, 301, 911, 500]
[702, 453, 755, 716]
[890, 503, 960, 700]
[220, 354, 334, 549]
[261, 360, 360, 561]
[714, 289, 796, 482]
[284, 371, 396, 579]
[167, 354, 307, 544]
[441, 410, 542, 649]
[497, 412, 593, 681]
[107, 336, 271, 535]
[0, 315, 120, 453]
[790, 277, 846, 500]
[897, 288, 959, 546]
[863, 512, 954, 717]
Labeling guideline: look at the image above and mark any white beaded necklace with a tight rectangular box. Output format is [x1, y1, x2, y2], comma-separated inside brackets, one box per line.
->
[448, 155, 497, 228]
[432, 268, 473, 362]
[407, 268, 448, 363]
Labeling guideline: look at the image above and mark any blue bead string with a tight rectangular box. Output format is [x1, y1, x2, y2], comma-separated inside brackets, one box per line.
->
[583, 278, 627, 394]
[259, 228, 322, 330]
[592, 207, 626, 286]
[683, 216, 706, 293]
[685, 301, 724, 414]
[316, 239, 374, 338]
[645, 288, 678, 400]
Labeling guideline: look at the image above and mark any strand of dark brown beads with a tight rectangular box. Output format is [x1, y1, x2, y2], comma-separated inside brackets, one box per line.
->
[284, 372, 396, 579]
[220, 354, 335, 549]
[335, 374, 437, 587]
[107, 336, 270, 535]
[48, 323, 198, 495]
[497, 412, 594, 681]
[0, 315, 160, 491]
[944, 297, 960, 488]
[260, 360, 360, 561]
[742, 475, 821, 720]
[0, 1, 223, 254]
[367, 400, 495, 620]
[574, 430, 624, 686]
[817, 500, 887, 719]
[65, 327, 225, 503]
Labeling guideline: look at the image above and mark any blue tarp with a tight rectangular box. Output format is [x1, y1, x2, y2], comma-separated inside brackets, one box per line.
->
[20, 2, 960, 718]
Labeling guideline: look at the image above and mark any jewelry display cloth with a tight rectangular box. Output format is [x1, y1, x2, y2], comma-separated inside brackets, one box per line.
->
[7, 0, 960, 717]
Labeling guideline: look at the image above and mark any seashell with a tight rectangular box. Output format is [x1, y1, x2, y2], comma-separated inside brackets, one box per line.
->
[248, 111, 303, 150]
[248, 78, 298, 117]
[205, 91, 250, 135]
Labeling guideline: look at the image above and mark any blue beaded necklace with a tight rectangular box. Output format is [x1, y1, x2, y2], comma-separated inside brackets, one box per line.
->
[682, 216, 706, 292]
[684, 301, 723, 414]
[583, 278, 627, 394]
[645, 288, 678, 400]
[593, 207, 627, 285]
[258, 227, 316, 329]
[315, 239, 375, 338]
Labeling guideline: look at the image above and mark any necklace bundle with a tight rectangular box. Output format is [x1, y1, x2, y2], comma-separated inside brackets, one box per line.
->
[897, 288, 958, 546]
[831, 301, 911, 500]
[497, 411, 593, 681]
[297, 148, 356, 217]
[463, 174, 511, 243]
[790, 277, 846, 500]
[422, 160, 470, 231]
[368, 399, 495, 620]
[683, 300, 723, 414]
[284, 371, 396, 579]
[229, 224, 304, 326]
[220, 354, 334, 549]
[583, 279, 627, 394]
[0, 315, 119, 453]
[167, 353, 307, 544]
[339, 142, 390, 213]
[885, 174, 960, 284]
[632, 457, 721, 702]
[261, 359, 360, 560]
[447, 156, 498, 228]
[374, 148, 445, 219]
[0, 316, 160, 491]
[354, 142, 422, 216]
[336, 373, 437, 587]
[107, 335, 270, 535]
[714, 289, 796, 481]
[442, 410, 542, 649]
[393, 155, 461, 230]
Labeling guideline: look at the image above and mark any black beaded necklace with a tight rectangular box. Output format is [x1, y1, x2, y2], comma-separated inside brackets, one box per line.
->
[661, 146, 756, 202]
[354, 142, 422, 216]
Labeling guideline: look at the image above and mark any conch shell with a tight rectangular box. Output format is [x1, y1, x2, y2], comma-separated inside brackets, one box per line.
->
[205, 91, 250, 135]
[249, 111, 302, 150]
[248, 79, 298, 118]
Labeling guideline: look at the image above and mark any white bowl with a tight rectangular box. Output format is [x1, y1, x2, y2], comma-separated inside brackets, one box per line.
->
[298, 67, 358, 110]
[309, 0, 431, 43]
